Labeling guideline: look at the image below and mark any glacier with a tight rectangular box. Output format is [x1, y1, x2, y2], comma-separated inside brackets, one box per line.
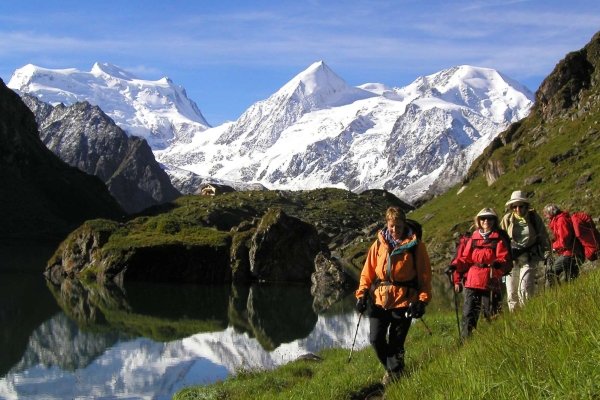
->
[9, 61, 534, 203]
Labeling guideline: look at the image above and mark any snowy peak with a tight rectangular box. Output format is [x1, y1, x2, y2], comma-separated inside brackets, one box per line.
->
[8, 63, 211, 150]
[90, 62, 139, 80]
[398, 65, 534, 123]
[212, 61, 376, 150]
[159, 62, 533, 203]
[284, 61, 346, 97]
[278, 61, 375, 108]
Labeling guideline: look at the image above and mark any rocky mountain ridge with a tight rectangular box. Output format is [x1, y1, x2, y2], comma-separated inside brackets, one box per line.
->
[157, 62, 534, 203]
[8, 62, 210, 150]
[21, 94, 181, 213]
[9, 61, 534, 204]
[0, 78, 125, 240]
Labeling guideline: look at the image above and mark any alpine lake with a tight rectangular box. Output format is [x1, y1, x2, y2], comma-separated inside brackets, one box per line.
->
[0, 243, 454, 400]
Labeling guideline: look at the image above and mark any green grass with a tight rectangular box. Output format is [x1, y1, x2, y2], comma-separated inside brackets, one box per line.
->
[174, 265, 600, 400]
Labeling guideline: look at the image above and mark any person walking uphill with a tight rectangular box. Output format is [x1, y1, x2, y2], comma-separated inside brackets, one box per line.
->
[500, 190, 550, 312]
[450, 208, 512, 339]
[355, 206, 432, 386]
[542, 204, 583, 285]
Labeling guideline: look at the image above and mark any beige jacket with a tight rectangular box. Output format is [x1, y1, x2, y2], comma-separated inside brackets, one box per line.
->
[500, 209, 550, 263]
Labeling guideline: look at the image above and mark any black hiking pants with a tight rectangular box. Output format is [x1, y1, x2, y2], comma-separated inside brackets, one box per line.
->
[369, 305, 411, 374]
[547, 255, 580, 286]
[461, 288, 502, 339]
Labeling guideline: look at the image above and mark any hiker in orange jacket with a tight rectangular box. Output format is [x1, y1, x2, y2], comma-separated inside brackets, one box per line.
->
[355, 206, 432, 385]
[451, 208, 512, 338]
[542, 204, 583, 285]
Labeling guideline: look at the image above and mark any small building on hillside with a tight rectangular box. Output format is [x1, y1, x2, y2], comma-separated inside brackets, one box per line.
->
[199, 183, 236, 196]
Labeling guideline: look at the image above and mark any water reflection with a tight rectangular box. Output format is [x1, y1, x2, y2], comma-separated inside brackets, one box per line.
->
[0, 244, 457, 400]
[1, 279, 366, 400]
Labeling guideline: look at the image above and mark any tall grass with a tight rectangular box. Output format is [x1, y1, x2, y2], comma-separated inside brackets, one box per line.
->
[387, 265, 600, 400]
[174, 266, 599, 400]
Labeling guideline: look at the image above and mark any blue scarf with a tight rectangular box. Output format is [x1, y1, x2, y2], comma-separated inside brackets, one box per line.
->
[382, 227, 418, 279]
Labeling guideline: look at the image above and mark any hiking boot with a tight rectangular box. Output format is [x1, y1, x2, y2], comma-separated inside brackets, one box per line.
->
[382, 371, 402, 386]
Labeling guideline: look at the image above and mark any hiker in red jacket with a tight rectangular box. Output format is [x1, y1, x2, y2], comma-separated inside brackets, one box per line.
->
[450, 208, 512, 338]
[542, 204, 583, 285]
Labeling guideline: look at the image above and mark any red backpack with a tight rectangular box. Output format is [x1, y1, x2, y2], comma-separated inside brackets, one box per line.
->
[570, 212, 600, 261]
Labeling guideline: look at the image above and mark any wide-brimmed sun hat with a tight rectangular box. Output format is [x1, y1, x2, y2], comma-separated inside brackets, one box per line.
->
[476, 207, 497, 218]
[505, 190, 529, 206]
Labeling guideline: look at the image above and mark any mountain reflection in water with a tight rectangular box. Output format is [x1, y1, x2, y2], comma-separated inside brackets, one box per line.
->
[1, 244, 454, 400]
[0, 272, 366, 400]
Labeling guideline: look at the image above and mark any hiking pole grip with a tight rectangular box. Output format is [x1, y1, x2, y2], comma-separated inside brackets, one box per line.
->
[347, 313, 362, 363]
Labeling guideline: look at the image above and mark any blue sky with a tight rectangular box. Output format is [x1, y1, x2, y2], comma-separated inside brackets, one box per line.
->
[1, 0, 598, 126]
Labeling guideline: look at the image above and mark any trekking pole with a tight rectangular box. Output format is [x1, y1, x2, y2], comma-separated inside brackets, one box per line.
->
[488, 265, 494, 322]
[347, 313, 362, 363]
[420, 317, 432, 336]
[446, 270, 461, 341]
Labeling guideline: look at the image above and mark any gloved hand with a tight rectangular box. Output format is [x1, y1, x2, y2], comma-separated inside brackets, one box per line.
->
[490, 261, 502, 270]
[406, 301, 426, 319]
[355, 290, 368, 313]
[442, 264, 456, 275]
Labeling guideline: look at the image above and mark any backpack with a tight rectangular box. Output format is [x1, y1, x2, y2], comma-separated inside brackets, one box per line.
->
[472, 228, 512, 257]
[406, 219, 422, 241]
[451, 231, 472, 265]
[470, 228, 513, 274]
[375, 218, 423, 288]
[570, 212, 600, 261]
[450, 232, 472, 284]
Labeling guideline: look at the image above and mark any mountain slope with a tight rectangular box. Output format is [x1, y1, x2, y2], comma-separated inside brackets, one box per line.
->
[8, 61, 534, 203]
[8, 63, 210, 150]
[22, 94, 181, 213]
[0, 78, 125, 240]
[157, 63, 533, 202]
[409, 30, 600, 267]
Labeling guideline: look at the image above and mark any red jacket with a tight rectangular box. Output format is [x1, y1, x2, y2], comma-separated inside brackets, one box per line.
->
[453, 229, 511, 293]
[549, 211, 582, 257]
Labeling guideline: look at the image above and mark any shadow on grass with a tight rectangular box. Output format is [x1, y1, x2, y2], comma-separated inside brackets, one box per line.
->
[348, 383, 385, 399]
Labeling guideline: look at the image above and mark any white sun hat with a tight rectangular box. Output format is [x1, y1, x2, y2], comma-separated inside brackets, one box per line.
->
[505, 190, 529, 206]
[476, 207, 498, 218]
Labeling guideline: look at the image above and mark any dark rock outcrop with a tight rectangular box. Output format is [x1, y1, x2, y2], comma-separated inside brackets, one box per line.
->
[311, 252, 355, 313]
[535, 31, 600, 121]
[45, 220, 232, 286]
[0, 78, 124, 240]
[249, 208, 321, 282]
[22, 95, 181, 213]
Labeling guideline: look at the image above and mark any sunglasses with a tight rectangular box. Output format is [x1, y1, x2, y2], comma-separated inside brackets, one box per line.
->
[479, 216, 495, 221]
[511, 204, 527, 210]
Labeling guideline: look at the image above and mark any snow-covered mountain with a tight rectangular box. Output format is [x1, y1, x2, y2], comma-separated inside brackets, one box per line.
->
[8, 63, 210, 150]
[9, 61, 534, 202]
[156, 61, 534, 202]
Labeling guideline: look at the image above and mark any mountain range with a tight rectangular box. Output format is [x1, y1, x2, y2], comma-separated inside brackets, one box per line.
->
[8, 61, 534, 203]
[0, 78, 125, 239]
[20, 94, 181, 213]
[8, 62, 210, 150]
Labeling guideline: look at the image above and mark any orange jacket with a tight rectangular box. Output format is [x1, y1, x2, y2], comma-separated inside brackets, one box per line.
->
[356, 230, 432, 310]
